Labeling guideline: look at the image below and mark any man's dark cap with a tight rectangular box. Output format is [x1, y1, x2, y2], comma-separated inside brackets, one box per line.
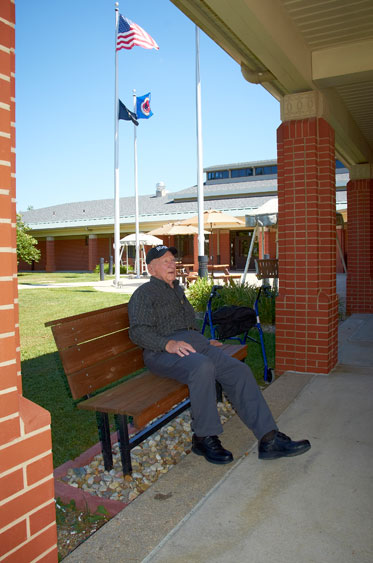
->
[146, 245, 177, 265]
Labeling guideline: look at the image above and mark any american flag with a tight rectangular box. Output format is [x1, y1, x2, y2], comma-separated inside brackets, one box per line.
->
[116, 14, 159, 51]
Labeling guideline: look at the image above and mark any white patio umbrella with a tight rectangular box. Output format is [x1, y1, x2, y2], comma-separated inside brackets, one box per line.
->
[120, 233, 163, 246]
[119, 233, 163, 274]
[246, 198, 278, 227]
[243, 197, 347, 284]
[243, 198, 279, 284]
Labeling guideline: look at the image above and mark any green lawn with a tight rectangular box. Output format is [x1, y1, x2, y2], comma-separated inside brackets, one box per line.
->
[19, 285, 275, 468]
[18, 271, 111, 284]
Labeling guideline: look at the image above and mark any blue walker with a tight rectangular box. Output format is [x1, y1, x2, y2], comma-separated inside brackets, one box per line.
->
[201, 259, 278, 384]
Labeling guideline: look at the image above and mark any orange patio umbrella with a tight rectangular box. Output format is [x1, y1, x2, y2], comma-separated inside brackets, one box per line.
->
[180, 210, 245, 263]
[147, 222, 209, 250]
[148, 222, 202, 236]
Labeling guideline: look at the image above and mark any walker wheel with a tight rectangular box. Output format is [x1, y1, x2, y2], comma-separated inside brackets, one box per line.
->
[264, 368, 275, 384]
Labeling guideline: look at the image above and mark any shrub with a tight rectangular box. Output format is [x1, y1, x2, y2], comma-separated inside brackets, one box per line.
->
[186, 276, 215, 312]
[94, 262, 133, 275]
[187, 278, 276, 325]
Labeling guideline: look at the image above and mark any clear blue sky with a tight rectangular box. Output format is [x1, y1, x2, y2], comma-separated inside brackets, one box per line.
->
[15, 0, 280, 212]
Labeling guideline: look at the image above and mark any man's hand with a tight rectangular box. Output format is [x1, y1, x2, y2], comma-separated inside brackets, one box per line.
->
[209, 339, 223, 347]
[166, 339, 196, 357]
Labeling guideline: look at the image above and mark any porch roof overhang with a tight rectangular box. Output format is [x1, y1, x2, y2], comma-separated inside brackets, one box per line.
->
[170, 0, 373, 167]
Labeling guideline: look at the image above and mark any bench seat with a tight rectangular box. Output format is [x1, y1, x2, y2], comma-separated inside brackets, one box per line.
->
[78, 342, 247, 429]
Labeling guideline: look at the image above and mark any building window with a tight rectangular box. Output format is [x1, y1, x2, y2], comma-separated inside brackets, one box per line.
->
[207, 170, 229, 180]
[174, 235, 193, 257]
[231, 167, 253, 178]
[255, 165, 277, 175]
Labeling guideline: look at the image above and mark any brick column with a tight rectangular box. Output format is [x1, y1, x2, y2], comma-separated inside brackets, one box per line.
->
[346, 164, 373, 314]
[260, 228, 276, 258]
[219, 230, 230, 265]
[45, 236, 56, 272]
[265, 229, 277, 258]
[276, 92, 338, 374]
[193, 234, 198, 271]
[0, 3, 58, 560]
[258, 229, 264, 259]
[88, 234, 98, 272]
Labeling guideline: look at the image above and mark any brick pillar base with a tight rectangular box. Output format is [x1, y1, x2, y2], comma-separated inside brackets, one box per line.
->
[276, 117, 338, 374]
[346, 175, 373, 314]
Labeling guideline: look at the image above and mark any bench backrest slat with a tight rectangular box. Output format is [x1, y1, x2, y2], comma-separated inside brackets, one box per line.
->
[58, 329, 136, 376]
[50, 304, 129, 350]
[67, 346, 145, 399]
[46, 302, 146, 399]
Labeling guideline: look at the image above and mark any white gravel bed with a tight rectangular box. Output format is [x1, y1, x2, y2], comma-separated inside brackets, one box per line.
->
[60, 399, 236, 504]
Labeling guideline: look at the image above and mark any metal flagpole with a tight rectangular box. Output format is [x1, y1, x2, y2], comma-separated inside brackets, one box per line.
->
[113, 3, 121, 287]
[195, 26, 207, 278]
[133, 89, 140, 278]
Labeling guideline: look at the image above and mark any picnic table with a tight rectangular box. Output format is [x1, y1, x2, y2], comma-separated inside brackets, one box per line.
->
[186, 267, 241, 286]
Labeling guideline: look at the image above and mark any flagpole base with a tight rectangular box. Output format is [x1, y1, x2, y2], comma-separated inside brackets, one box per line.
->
[198, 255, 208, 278]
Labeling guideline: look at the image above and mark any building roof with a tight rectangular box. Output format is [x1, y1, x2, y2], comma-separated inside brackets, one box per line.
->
[20, 162, 349, 232]
[21, 192, 278, 231]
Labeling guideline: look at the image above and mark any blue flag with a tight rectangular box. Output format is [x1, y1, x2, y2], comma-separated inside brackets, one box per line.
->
[136, 93, 153, 119]
[118, 99, 138, 126]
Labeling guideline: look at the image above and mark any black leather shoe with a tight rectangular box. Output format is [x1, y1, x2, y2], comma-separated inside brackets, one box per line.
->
[192, 435, 233, 465]
[258, 431, 311, 460]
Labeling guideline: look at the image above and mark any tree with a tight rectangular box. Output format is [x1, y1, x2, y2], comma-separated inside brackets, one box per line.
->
[16, 214, 41, 265]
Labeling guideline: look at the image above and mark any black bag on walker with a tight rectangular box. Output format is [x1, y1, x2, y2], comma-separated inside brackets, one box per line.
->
[211, 306, 257, 339]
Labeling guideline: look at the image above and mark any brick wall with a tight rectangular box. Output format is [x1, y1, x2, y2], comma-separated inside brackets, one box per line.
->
[19, 236, 116, 272]
[0, 3, 58, 560]
[18, 240, 47, 271]
[97, 236, 112, 265]
[276, 117, 338, 374]
[55, 238, 88, 271]
[88, 235, 98, 271]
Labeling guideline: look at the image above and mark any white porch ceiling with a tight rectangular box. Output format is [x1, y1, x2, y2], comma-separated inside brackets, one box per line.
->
[170, 0, 373, 166]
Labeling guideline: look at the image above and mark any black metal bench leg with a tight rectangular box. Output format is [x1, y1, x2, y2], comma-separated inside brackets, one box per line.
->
[115, 414, 132, 475]
[96, 411, 113, 471]
[216, 381, 223, 403]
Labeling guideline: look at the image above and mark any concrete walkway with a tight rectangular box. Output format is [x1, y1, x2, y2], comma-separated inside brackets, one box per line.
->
[17, 272, 266, 294]
[64, 312, 372, 563]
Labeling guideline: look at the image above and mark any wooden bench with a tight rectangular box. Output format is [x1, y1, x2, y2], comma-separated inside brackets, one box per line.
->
[46, 303, 247, 476]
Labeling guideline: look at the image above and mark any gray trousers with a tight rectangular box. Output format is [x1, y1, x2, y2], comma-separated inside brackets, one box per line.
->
[143, 330, 277, 440]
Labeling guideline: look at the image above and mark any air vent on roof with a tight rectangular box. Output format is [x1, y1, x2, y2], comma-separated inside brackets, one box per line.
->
[156, 182, 167, 197]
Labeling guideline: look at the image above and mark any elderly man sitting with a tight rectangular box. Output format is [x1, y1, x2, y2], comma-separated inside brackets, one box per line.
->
[128, 245, 310, 465]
